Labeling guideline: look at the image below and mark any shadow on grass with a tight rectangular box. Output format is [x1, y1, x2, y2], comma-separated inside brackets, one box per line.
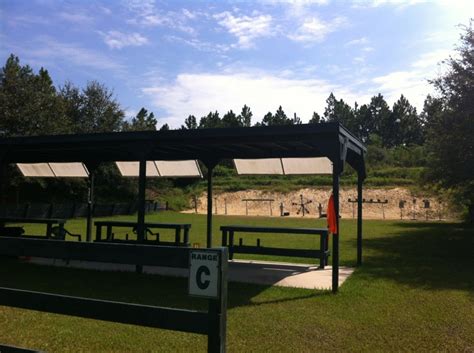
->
[0, 257, 324, 312]
[357, 221, 474, 293]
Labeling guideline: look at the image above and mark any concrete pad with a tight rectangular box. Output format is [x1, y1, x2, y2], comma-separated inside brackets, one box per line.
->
[27, 258, 354, 290]
[227, 260, 354, 290]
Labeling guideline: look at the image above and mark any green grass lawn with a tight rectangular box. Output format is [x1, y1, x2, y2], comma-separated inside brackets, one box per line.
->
[1, 212, 473, 352]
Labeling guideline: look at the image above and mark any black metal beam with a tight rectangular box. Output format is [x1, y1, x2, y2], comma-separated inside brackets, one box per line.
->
[86, 172, 94, 242]
[0, 287, 208, 334]
[207, 248, 228, 353]
[205, 161, 218, 248]
[357, 172, 363, 266]
[332, 164, 340, 294]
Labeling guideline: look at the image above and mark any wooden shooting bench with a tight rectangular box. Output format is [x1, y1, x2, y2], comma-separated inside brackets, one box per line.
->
[94, 221, 191, 246]
[0, 217, 80, 241]
[220, 225, 330, 268]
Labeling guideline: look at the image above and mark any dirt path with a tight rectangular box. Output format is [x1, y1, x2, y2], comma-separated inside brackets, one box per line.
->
[183, 187, 449, 220]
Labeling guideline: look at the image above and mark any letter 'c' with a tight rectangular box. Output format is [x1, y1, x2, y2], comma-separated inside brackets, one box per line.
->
[197, 266, 210, 290]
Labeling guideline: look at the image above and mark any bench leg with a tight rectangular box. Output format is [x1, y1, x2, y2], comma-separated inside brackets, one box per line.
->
[221, 230, 227, 247]
[320, 233, 326, 269]
[184, 228, 189, 246]
[229, 231, 234, 260]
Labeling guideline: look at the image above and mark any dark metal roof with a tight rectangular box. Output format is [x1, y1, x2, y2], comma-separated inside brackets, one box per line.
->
[0, 123, 366, 177]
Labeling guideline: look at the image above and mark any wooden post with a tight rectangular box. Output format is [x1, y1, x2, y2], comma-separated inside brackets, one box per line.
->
[357, 173, 363, 266]
[332, 164, 340, 293]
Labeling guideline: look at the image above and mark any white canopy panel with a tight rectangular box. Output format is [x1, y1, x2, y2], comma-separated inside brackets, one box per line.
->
[17, 163, 55, 177]
[282, 157, 332, 175]
[234, 157, 333, 175]
[115, 161, 160, 177]
[17, 162, 89, 178]
[155, 160, 203, 178]
[49, 163, 89, 177]
[115, 160, 202, 178]
[234, 158, 284, 175]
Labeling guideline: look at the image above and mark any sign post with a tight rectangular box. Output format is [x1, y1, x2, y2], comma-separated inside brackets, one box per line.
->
[189, 248, 228, 353]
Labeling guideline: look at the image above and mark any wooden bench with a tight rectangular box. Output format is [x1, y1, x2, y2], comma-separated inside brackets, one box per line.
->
[220, 225, 330, 268]
[95, 221, 191, 247]
[0, 217, 67, 239]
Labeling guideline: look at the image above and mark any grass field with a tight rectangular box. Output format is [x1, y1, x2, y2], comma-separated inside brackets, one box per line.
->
[1, 212, 473, 352]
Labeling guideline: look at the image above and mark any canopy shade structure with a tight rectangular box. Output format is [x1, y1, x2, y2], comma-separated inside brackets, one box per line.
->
[0, 123, 366, 177]
[116, 160, 202, 178]
[0, 122, 366, 293]
[234, 157, 332, 175]
[17, 162, 89, 178]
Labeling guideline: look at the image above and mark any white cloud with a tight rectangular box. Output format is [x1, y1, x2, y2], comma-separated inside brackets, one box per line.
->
[214, 12, 273, 49]
[142, 45, 454, 128]
[124, 0, 197, 35]
[411, 49, 451, 68]
[352, 0, 426, 8]
[142, 71, 369, 127]
[288, 16, 347, 43]
[58, 11, 93, 24]
[8, 15, 50, 26]
[21, 36, 125, 72]
[100, 31, 149, 49]
[165, 35, 230, 53]
[372, 49, 452, 108]
[345, 37, 369, 46]
[260, 0, 329, 4]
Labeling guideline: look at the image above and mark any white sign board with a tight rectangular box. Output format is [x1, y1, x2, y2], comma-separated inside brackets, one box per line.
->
[189, 250, 220, 298]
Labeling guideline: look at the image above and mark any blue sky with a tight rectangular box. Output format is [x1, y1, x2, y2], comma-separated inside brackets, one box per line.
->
[0, 0, 472, 128]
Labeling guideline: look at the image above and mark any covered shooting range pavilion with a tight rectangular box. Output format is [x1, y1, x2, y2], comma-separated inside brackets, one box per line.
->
[0, 122, 367, 292]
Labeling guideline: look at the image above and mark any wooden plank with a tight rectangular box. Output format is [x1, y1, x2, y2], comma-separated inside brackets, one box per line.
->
[0, 287, 208, 334]
[0, 237, 190, 268]
[94, 221, 191, 229]
[231, 245, 326, 259]
[220, 225, 327, 235]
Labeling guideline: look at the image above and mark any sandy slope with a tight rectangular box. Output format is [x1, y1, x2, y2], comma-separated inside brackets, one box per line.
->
[184, 187, 450, 220]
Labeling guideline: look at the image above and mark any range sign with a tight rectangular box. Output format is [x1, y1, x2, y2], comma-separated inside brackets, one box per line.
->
[189, 250, 221, 298]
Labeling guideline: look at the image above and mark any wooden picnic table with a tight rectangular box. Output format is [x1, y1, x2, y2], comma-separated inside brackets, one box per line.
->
[0, 217, 66, 238]
[94, 221, 191, 246]
[220, 225, 330, 268]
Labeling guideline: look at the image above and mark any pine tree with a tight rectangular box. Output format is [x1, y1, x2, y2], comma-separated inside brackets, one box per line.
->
[309, 112, 321, 124]
[239, 104, 253, 127]
[182, 115, 198, 129]
[0, 54, 69, 137]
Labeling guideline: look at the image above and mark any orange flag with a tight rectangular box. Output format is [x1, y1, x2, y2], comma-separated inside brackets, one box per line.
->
[327, 193, 338, 234]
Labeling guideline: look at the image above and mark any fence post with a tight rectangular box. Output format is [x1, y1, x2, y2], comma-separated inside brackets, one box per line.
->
[207, 248, 228, 353]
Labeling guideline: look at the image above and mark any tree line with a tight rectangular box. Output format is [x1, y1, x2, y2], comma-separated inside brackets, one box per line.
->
[0, 53, 427, 150]
[182, 92, 426, 149]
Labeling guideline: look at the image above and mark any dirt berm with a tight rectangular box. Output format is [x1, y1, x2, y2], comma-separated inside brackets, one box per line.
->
[184, 187, 450, 220]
